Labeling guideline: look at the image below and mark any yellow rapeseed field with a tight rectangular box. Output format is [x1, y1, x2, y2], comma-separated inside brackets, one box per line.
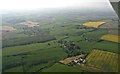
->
[83, 22, 106, 28]
[101, 34, 120, 43]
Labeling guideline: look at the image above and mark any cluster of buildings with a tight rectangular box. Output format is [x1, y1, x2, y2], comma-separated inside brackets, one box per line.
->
[73, 57, 86, 64]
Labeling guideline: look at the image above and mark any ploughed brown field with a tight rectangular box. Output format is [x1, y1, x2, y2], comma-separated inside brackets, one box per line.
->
[0, 26, 16, 31]
[22, 21, 41, 27]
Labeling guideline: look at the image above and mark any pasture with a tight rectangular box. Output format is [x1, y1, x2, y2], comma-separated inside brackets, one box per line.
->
[42, 63, 82, 72]
[3, 41, 68, 72]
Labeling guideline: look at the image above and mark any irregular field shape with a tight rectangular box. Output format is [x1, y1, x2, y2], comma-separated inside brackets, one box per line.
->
[83, 22, 106, 28]
[101, 34, 120, 43]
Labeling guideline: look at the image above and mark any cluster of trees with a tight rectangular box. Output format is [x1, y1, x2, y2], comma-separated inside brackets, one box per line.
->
[20, 27, 50, 35]
[57, 40, 81, 57]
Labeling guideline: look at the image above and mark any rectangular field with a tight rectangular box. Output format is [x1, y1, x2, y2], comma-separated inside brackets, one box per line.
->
[83, 49, 118, 72]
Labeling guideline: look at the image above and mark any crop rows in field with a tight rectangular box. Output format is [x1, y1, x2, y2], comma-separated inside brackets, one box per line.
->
[84, 49, 118, 72]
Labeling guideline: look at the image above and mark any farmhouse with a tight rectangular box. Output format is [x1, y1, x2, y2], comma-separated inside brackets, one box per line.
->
[74, 58, 86, 64]
[83, 22, 106, 28]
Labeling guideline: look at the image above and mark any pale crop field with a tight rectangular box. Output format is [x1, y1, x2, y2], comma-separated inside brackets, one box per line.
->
[83, 22, 105, 28]
[101, 34, 120, 43]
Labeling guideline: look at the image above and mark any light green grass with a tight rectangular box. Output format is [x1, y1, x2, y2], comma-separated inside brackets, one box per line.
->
[3, 40, 67, 72]
[42, 63, 82, 72]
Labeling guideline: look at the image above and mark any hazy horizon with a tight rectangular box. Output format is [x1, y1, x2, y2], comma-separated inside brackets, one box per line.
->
[0, 0, 114, 12]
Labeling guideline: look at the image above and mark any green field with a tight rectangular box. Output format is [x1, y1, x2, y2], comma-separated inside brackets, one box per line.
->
[2, 8, 119, 72]
[42, 63, 82, 72]
[3, 40, 67, 72]
[3, 24, 119, 72]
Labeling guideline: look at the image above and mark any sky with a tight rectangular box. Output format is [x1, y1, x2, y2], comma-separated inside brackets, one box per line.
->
[0, 0, 113, 11]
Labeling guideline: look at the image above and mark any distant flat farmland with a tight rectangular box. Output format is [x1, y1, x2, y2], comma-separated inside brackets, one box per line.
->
[82, 49, 118, 72]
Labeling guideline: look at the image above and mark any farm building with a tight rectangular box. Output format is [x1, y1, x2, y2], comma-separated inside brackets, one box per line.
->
[73, 58, 86, 64]
[59, 54, 85, 65]
[83, 22, 106, 28]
